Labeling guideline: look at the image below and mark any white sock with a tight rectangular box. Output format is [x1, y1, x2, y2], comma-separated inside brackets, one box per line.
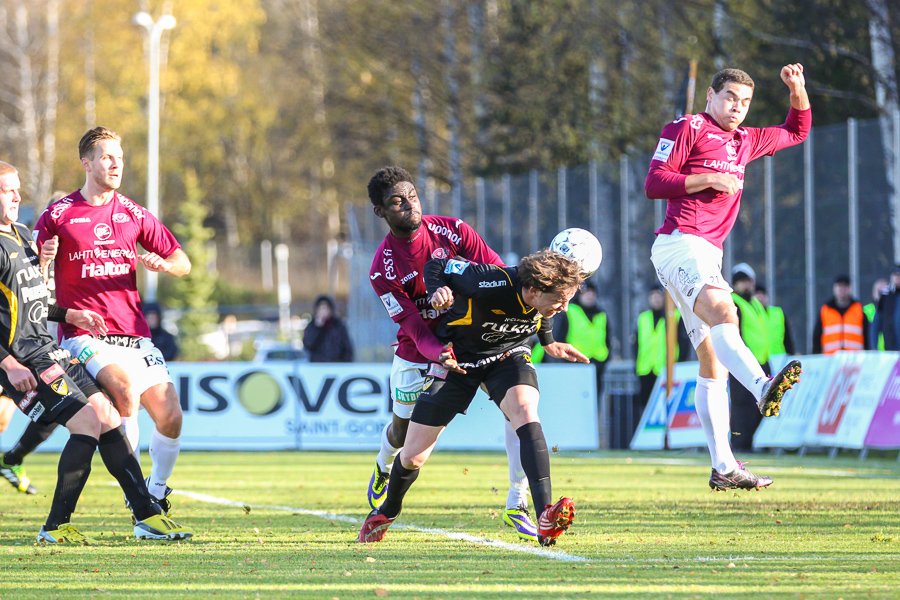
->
[148, 429, 181, 498]
[709, 323, 768, 400]
[694, 376, 738, 473]
[120, 415, 141, 463]
[375, 422, 401, 473]
[504, 420, 529, 510]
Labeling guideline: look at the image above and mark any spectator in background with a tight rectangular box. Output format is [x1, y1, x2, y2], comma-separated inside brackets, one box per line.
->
[144, 303, 178, 362]
[864, 278, 889, 351]
[754, 284, 795, 357]
[533, 282, 609, 394]
[813, 274, 869, 354]
[303, 295, 354, 363]
[729, 263, 771, 450]
[872, 269, 900, 350]
[633, 286, 691, 412]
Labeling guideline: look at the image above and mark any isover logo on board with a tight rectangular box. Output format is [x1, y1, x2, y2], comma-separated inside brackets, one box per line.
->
[817, 363, 861, 435]
[176, 367, 391, 416]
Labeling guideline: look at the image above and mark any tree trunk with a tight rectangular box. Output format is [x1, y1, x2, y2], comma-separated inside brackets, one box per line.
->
[867, 0, 900, 262]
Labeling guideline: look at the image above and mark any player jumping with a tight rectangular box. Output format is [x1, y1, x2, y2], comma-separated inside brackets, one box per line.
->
[645, 65, 809, 489]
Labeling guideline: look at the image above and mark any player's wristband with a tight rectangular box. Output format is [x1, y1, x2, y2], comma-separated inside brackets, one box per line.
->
[538, 329, 555, 346]
[47, 304, 68, 323]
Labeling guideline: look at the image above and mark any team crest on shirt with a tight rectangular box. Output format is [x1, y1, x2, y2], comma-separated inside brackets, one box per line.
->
[113, 213, 131, 224]
[431, 247, 450, 259]
[725, 139, 739, 161]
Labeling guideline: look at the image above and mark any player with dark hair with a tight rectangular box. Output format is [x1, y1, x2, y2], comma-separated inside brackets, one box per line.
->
[645, 65, 810, 490]
[3, 126, 191, 513]
[0, 161, 191, 542]
[366, 166, 538, 541]
[360, 248, 587, 547]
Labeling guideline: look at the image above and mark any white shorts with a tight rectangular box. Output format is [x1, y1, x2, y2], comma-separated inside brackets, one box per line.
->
[650, 231, 733, 349]
[62, 335, 173, 397]
[389, 354, 428, 420]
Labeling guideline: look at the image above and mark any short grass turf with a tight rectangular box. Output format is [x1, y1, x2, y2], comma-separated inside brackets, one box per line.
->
[1, 450, 899, 600]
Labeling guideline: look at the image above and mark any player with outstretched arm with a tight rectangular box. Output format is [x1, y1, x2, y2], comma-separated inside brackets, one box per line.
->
[360, 249, 587, 546]
[645, 65, 810, 490]
[366, 166, 537, 540]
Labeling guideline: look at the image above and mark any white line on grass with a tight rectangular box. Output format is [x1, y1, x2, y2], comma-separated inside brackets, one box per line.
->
[151, 488, 900, 566]
[175, 489, 591, 563]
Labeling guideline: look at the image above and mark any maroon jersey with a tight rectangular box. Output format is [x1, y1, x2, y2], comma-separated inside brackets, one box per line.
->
[370, 215, 503, 363]
[34, 190, 181, 339]
[645, 108, 811, 249]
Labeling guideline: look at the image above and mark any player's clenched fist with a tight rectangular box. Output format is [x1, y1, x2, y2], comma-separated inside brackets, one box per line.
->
[780, 63, 805, 89]
[40, 235, 58, 267]
[429, 286, 454, 310]
[139, 252, 173, 273]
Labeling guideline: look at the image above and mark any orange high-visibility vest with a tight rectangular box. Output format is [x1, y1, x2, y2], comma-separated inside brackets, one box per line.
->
[820, 302, 865, 354]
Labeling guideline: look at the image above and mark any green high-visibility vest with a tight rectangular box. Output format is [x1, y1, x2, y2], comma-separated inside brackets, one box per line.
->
[532, 306, 608, 363]
[565, 305, 609, 362]
[864, 303, 885, 350]
[635, 309, 680, 376]
[766, 306, 786, 355]
[732, 293, 770, 364]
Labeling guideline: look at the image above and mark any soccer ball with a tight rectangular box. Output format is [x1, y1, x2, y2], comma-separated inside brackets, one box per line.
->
[549, 228, 602, 278]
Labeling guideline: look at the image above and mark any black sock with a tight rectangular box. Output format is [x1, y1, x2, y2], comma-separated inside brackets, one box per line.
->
[516, 422, 552, 512]
[379, 455, 420, 519]
[45, 434, 97, 531]
[4, 420, 58, 465]
[98, 428, 160, 521]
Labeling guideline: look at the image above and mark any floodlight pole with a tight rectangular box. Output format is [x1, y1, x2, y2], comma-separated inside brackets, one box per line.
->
[133, 11, 176, 303]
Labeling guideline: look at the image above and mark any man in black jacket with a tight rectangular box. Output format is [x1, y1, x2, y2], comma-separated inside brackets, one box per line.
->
[303, 295, 354, 362]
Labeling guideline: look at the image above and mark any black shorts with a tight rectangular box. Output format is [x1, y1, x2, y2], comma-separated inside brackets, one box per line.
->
[2, 348, 101, 426]
[411, 348, 539, 428]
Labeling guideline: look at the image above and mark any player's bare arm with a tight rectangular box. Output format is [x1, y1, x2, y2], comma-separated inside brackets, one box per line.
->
[0, 355, 36, 392]
[140, 248, 191, 276]
[684, 172, 743, 195]
[428, 286, 455, 311]
[781, 63, 810, 110]
[541, 341, 590, 364]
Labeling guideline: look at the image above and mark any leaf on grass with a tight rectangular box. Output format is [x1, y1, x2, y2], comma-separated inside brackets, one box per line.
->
[375, 588, 388, 597]
[551, 445, 559, 453]
[727, 562, 736, 568]
[488, 509, 498, 519]
[463, 469, 469, 476]
[243, 504, 251, 514]
[366, 556, 376, 563]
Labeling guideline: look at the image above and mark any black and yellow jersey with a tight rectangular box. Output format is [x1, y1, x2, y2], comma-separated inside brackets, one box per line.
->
[424, 258, 554, 362]
[0, 223, 56, 361]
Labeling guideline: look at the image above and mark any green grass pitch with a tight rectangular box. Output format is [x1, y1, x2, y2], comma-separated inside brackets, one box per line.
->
[1, 450, 899, 599]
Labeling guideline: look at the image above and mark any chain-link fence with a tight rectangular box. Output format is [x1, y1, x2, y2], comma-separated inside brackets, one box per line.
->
[347, 117, 897, 362]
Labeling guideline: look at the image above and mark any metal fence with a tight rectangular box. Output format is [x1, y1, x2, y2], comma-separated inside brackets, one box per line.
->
[347, 116, 898, 363]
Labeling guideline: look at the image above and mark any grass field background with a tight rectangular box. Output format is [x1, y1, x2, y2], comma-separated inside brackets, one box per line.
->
[1, 449, 899, 599]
